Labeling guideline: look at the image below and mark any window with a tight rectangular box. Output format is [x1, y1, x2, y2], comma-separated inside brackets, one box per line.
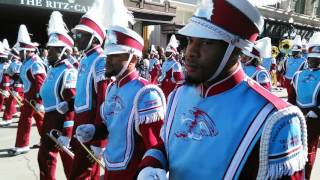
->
[292, 0, 305, 14]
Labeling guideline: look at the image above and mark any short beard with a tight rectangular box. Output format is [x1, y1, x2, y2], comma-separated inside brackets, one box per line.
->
[185, 75, 202, 86]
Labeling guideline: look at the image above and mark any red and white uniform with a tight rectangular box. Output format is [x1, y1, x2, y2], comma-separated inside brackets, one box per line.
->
[15, 54, 46, 148]
[3, 59, 23, 122]
[158, 59, 184, 98]
[0, 61, 10, 111]
[38, 60, 77, 180]
[96, 71, 165, 180]
[148, 58, 161, 84]
[70, 47, 109, 180]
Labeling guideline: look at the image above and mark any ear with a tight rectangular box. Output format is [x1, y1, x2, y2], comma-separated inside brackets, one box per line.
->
[130, 55, 138, 64]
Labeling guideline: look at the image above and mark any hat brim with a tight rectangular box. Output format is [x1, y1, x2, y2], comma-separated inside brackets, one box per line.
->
[178, 17, 226, 41]
[72, 25, 103, 43]
[103, 45, 142, 57]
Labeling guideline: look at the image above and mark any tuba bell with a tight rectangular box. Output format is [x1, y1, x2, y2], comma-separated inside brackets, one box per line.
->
[279, 39, 292, 56]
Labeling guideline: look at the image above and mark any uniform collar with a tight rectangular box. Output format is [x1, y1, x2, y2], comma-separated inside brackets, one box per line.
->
[85, 45, 102, 57]
[53, 59, 68, 67]
[200, 65, 246, 97]
[117, 70, 139, 88]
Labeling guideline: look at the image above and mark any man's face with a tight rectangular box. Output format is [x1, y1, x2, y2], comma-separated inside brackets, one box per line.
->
[184, 37, 228, 85]
[73, 30, 92, 51]
[308, 57, 320, 69]
[165, 52, 173, 59]
[105, 53, 130, 78]
[292, 51, 301, 58]
[19, 50, 34, 61]
[48, 46, 62, 65]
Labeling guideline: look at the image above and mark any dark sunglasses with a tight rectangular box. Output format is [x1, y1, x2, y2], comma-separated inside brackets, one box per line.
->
[73, 33, 82, 40]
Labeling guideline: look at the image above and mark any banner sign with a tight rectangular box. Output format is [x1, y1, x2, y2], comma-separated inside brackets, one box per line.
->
[0, 0, 92, 13]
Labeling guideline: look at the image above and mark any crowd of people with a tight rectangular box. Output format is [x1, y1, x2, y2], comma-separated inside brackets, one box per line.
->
[0, 0, 318, 179]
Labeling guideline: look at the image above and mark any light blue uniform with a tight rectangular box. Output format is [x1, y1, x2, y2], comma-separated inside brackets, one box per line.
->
[40, 61, 77, 112]
[100, 71, 165, 171]
[292, 69, 320, 108]
[142, 67, 307, 180]
[284, 57, 306, 80]
[74, 48, 106, 113]
[20, 55, 46, 93]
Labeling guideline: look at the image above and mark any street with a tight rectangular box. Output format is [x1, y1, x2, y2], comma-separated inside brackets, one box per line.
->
[0, 88, 319, 179]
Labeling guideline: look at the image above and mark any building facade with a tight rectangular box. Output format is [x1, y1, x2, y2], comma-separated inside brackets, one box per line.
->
[0, 0, 176, 52]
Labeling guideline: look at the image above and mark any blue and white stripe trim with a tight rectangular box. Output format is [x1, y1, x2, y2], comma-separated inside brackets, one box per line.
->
[63, 120, 74, 128]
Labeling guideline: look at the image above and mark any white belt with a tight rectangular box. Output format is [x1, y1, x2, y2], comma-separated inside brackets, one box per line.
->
[14, 84, 23, 88]
[3, 83, 10, 87]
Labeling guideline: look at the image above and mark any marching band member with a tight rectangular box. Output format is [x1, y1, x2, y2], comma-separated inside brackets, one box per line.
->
[289, 32, 320, 179]
[75, 1, 165, 179]
[158, 35, 184, 98]
[9, 25, 46, 156]
[70, 0, 110, 178]
[37, 11, 77, 179]
[138, 0, 307, 179]
[240, 37, 272, 90]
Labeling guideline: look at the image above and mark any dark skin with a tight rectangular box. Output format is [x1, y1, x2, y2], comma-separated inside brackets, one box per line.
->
[307, 57, 320, 70]
[165, 52, 174, 59]
[19, 50, 35, 62]
[184, 37, 240, 86]
[105, 53, 138, 79]
[47, 46, 69, 66]
[292, 51, 302, 58]
[73, 30, 99, 51]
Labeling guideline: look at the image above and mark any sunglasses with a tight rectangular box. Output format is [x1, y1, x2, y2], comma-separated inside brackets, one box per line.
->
[73, 33, 82, 40]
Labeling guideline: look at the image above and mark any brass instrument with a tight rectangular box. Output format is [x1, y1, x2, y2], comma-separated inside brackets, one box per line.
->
[279, 39, 292, 56]
[8, 89, 23, 107]
[271, 46, 279, 59]
[73, 135, 105, 168]
[47, 129, 75, 158]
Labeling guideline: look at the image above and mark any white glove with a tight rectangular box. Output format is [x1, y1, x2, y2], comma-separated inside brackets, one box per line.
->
[75, 124, 95, 143]
[12, 91, 19, 97]
[2, 90, 9, 98]
[306, 110, 318, 118]
[56, 101, 69, 114]
[35, 103, 45, 113]
[57, 136, 71, 148]
[90, 145, 105, 159]
[137, 167, 167, 180]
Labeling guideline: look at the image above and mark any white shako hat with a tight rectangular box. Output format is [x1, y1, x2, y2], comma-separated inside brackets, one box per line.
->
[2, 39, 10, 54]
[242, 37, 272, 59]
[103, 0, 143, 58]
[72, 0, 109, 44]
[150, 44, 158, 54]
[165, 34, 179, 54]
[47, 11, 74, 52]
[17, 24, 39, 51]
[307, 32, 320, 58]
[103, 0, 144, 78]
[178, 0, 265, 81]
[0, 41, 8, 58]
[291, 35, 302, 52]
[254, 37, 272, 59]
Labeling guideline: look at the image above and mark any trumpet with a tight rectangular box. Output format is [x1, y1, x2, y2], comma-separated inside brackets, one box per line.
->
[279, 39, 292, 56]
[47, 129, 75, 158]
[73, 135, 105, 168]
